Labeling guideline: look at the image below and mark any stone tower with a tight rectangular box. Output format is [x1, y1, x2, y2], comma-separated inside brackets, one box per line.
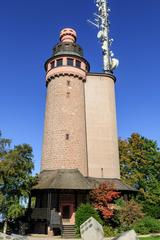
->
[85, 73, 120, 179]
[29, 1, 136, 232]
[30, 28, 134, 235]
[41, 28, 120, 179]
[41, 28, 89, 176]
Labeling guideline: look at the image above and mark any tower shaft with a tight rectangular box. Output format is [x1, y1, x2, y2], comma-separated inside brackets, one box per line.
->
[41, 28, 89, 176]
[41, 28, 120, 179]
[85, 73, 120, 178]
[41, 74, 88, 176]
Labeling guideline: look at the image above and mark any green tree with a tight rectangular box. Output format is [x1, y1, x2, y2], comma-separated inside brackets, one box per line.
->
[0, 132, 37, 233]
[119, 133, 160, 217]
[0, 131, 11, 159]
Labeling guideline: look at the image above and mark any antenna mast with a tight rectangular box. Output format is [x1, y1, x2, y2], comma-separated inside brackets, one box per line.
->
[88, 0, 119, 72]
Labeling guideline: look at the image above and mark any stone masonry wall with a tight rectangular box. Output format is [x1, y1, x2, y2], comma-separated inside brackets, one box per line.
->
[41, 74, 88, 176]
[85, 73, 120, 179]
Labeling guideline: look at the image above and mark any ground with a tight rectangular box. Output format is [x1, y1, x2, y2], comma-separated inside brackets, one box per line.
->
[27, 235, 160, 240]
[140, 238, 160, 240]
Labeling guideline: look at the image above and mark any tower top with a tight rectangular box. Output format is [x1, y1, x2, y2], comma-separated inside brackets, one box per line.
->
[60, 28, 77, 43]
[50, 28, 84, 58]
[44, 27, 90, 72]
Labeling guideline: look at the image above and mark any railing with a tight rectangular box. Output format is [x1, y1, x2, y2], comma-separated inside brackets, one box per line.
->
[53, 42, 83, 57]
[31, 208, 50, 220]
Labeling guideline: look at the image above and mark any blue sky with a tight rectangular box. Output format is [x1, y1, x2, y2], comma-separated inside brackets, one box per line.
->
[0, 0, 160, 174]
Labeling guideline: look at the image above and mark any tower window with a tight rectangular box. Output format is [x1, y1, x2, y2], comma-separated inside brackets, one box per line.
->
[67, 80, 70, 86]
[101, 168, 104, 178]
[76, 60, 81, 68]
[56, 59, 63, 67]
[65, 134, 69, 140]
[67, 58, 74, 66]
[51, 61, 55, 69]
[66, 92, 70, 97]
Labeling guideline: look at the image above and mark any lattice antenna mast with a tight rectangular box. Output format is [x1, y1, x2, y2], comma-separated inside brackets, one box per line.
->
[88, 0, 119, 72]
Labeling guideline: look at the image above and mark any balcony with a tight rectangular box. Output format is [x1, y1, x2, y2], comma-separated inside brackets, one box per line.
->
[53, 42, 83, 57]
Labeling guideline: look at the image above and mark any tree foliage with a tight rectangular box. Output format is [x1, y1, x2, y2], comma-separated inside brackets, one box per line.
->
[0, 132, 37, 233]
[119, 133, 160, 217]
[0, 131, 11, 160]
[89, 182, 120, 220]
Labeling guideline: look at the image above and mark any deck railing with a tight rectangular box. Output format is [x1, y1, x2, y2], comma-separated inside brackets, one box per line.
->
[31, 208, 51, 220]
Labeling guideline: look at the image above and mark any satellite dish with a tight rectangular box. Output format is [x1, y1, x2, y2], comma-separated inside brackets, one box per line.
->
[98, 6, 102, 11]
[97, 30, 103, 39]
[102, 45, 106, 50]
[110, 50, 114, 57]
[110, 58, 119, 70]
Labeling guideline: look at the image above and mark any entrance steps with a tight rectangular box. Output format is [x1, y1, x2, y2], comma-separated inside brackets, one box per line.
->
[62, 224, 76, 239]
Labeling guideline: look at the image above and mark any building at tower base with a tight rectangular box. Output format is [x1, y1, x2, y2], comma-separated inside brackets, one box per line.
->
[28, 28, 136, 237]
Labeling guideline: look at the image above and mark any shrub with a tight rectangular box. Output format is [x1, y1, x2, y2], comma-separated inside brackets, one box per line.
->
[114, 197, 125, 207]
[75, 203, 103, 234]
[103, 225, 118, 237]
[142, 203, 160, 219]
[114, 199, 144, 231]
[134, 216, 160, 234]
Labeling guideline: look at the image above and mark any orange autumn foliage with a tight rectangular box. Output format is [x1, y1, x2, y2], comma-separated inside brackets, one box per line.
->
[89, 182, 120, 220]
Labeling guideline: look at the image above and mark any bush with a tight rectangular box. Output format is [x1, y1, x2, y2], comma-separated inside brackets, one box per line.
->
[75, 203, 103, 234]
[134, 216, 160, 234]
[115, 199, 144, 231]
[142, 203, 160, 219]
[103, 225, 118, 237]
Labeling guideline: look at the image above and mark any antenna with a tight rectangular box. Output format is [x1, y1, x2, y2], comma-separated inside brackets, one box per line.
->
[88, 0, 119, 72]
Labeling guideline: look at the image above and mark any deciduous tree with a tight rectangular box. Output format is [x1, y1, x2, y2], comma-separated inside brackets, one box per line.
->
[0, 132, 37, 233]
[119, 133, 160, 217]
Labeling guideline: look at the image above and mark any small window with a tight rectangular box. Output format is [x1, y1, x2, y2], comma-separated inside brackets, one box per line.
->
[76, 60, 81, 68]
[67, 58, 74, 66]
[56, 59, 63, 67]
[101, 168, 104, 178]
[67, 80, 70, 86]
[51, 61, 55, 69]
[66, 134, 69, 140]
[66, 92, 70, 97]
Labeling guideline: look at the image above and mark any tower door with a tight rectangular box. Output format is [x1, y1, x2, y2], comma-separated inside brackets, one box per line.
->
[59, 194, 75, 224]
[62, 205, 70, 220]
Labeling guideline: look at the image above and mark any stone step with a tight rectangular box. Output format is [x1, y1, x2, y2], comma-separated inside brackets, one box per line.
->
[62, 225, 76, 239]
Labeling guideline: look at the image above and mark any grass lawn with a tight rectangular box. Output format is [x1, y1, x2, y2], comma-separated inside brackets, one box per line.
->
[139, 237, 160, 240]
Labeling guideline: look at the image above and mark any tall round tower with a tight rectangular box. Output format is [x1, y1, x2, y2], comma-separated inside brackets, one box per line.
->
[41, 28, 90, 176]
